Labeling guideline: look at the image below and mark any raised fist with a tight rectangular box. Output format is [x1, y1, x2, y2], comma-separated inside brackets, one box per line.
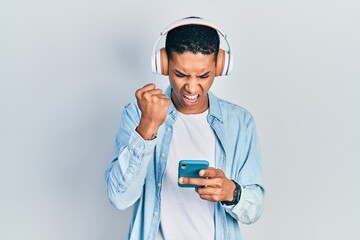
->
[135, 83, 171, 140]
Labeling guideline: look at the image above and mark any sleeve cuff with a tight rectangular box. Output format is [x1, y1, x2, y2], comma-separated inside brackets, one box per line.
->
[128, 129, 157, 157]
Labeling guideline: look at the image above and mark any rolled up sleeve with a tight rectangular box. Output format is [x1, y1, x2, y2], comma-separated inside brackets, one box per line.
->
[105, 102, 156, 210]
[223, 185, 264, 224]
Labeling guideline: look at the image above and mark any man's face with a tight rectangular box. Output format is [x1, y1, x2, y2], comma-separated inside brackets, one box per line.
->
[168, 51, 216, 114]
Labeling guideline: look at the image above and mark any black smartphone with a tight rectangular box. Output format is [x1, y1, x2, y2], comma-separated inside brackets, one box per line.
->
[178, 160, 209, 188]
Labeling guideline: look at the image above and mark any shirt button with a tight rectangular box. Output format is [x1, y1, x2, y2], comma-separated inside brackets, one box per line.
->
[161, 153, 165, 158]
[154, 211, 158, 216]
[166, 127, 172, 132]
[139, 145, 144, 150]
[158, 183, 161, 188]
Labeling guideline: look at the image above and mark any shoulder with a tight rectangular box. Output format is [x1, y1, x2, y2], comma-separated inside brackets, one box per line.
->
[212, 94, 255, 127]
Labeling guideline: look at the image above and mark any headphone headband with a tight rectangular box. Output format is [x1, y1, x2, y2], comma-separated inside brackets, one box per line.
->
[151, 16, 233, 76]
[160, 17, 227, 39]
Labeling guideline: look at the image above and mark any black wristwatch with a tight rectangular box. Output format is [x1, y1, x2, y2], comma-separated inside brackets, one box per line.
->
[221, 180, 241, 206]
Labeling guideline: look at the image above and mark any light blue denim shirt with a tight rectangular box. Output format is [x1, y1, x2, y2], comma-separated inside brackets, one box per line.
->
[105, 86, 264, 240]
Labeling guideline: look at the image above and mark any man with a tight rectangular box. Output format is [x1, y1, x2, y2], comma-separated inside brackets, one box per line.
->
[105, 17, 264, 240]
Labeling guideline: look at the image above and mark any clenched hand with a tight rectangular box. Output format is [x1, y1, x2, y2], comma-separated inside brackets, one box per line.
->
[135, 83, 171, 140]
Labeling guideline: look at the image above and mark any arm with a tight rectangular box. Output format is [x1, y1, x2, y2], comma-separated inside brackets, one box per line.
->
[105, 102, 156, 210]
[105, 84, 170, 210]
[179, 116, 264, 224]
[224, 117, 265, 224]
[179, 169, 264, 224]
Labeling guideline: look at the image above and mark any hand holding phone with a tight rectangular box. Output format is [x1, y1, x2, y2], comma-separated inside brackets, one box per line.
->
[178, 160, 209, 188]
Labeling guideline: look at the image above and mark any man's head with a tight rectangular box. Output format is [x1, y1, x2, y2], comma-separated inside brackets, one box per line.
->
[165, 24, 220, 114]
[165, 24, 220, 62]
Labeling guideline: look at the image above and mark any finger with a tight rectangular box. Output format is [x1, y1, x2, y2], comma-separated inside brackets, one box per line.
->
[157, 94, 169, 99]
[142, 83, 156, 90]
[195, 185, 219, 195]
[199, 167, 224, 178]
[198, 194, 223, 202]
[142, 90, 164, 100]
[157, 96, 171, 106]
[146, 88, 163, 96]
[135, 83, 156, 98]
[194, 191, 221, 202]
[198, 194, 213, 201]
[179, 177, 213, 187]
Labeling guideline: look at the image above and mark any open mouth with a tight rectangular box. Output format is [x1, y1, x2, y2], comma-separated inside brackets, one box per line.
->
[182, 94, 200, 106]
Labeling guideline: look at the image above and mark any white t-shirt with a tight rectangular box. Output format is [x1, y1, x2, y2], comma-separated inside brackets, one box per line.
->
[158, 110, 216, 240]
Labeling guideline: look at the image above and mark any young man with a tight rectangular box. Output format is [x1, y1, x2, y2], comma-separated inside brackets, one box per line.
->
[105, 17, 264, 240]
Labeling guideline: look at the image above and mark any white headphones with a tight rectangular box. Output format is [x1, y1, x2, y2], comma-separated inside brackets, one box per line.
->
[151, 16, 233, 76]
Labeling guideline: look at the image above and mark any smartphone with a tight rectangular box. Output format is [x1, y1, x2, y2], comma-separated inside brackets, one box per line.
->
[178, 160, 209, 188]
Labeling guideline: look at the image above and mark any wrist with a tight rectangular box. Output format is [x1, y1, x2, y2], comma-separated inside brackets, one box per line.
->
[136, 120, 159, 140]
[221, 180, 241, 206]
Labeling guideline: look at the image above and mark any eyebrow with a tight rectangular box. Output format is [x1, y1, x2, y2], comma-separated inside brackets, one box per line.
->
[174, 70, 211, 77]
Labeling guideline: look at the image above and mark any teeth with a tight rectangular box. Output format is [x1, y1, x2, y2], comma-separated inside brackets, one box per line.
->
[184, 95, 198, 100]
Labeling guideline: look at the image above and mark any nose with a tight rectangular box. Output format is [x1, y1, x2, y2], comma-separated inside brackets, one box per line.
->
[185, 77, 198, 94]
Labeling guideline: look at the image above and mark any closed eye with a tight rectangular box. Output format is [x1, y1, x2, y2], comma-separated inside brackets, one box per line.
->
[175, 73, 187, 78]
[198, 72, 211, 79]
[174, 70, 187, 78]
[173, 70, 211, 79]
[198, 74, 210, 79]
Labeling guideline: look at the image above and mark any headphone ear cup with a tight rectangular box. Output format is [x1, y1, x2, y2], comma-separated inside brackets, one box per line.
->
[216, 49, 232, 76]
[215, 49, 225, 76]
[152, 49, 160, 74]
[160, 48, 169, 75]
[152, 48, 169, 75]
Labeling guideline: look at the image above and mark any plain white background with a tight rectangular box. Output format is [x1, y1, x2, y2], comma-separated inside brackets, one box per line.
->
[1, 0, 359, 239]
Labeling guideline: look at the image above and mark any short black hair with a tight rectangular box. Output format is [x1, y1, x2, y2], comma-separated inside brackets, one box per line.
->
[165, 24, 220, 61]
